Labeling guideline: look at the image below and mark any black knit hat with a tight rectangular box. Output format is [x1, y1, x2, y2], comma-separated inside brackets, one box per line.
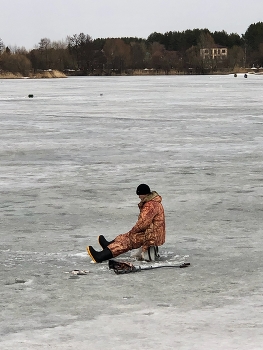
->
[136, 184, 151, 195]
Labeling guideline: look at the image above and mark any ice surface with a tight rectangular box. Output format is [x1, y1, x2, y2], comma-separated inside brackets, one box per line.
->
[1, 75, 263, 349]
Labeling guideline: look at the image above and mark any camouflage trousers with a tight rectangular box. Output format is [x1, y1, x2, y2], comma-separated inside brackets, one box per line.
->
[108, 231, 155, 257]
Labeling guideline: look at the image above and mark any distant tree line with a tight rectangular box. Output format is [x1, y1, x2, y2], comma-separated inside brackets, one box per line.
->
[0, 22, 263, 76]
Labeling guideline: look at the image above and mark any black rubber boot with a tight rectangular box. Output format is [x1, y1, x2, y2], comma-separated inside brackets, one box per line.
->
[86, 246, 113, 263]
[98, 235, 114, 249]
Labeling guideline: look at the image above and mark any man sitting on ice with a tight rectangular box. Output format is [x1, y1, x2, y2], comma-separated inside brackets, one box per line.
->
[87, 184, 166, 263]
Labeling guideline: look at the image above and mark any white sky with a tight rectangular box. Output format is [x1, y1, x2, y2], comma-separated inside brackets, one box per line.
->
[1, 0, 263, 49]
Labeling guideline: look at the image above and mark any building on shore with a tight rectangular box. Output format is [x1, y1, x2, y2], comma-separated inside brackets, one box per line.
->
[200, 45, 228, 60]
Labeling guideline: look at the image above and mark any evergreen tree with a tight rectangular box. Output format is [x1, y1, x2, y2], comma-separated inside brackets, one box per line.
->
[244, 22, 263, 51]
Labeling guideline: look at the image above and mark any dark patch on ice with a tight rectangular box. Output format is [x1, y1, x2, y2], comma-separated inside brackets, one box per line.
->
[227, 207, 244, 211]
[14, 236, 26, 241]
[236, 246, 253, 249]
[235, 190, 254, 193]
[69, 275, 80, 279]
[184, 237, 198, 242]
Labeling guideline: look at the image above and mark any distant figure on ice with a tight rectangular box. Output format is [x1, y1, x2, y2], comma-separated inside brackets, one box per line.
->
[87, 184, 166, 263]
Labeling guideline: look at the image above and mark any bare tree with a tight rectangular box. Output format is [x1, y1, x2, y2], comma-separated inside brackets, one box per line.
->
[38, 38, 51, 50]
[38, 38, 52, 69]
[1, 52, 32, 75]
[51, 40, 67, 50]
[228, 45, 245, 69]
[103, 38, 131, 73]
[8, 45, 28, 55]
[0, 38, 4, 54]
[67, 33, 94, 74]
[150, 42, 165, 69]
[185, 45, 202, 73]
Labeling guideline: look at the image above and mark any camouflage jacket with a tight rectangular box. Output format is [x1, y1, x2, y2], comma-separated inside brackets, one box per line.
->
[129, 191, 165, 247]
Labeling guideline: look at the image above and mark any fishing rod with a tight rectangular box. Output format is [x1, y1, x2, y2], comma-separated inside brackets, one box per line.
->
[109, 259, 190, 275]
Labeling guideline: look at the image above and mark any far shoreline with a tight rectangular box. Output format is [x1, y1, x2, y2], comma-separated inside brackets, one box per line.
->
[0, 70, 67, 79]
[0, 68, 262, 79]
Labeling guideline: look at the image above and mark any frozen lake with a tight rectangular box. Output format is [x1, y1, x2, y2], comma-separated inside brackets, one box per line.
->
[1, 74, 263, 349]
